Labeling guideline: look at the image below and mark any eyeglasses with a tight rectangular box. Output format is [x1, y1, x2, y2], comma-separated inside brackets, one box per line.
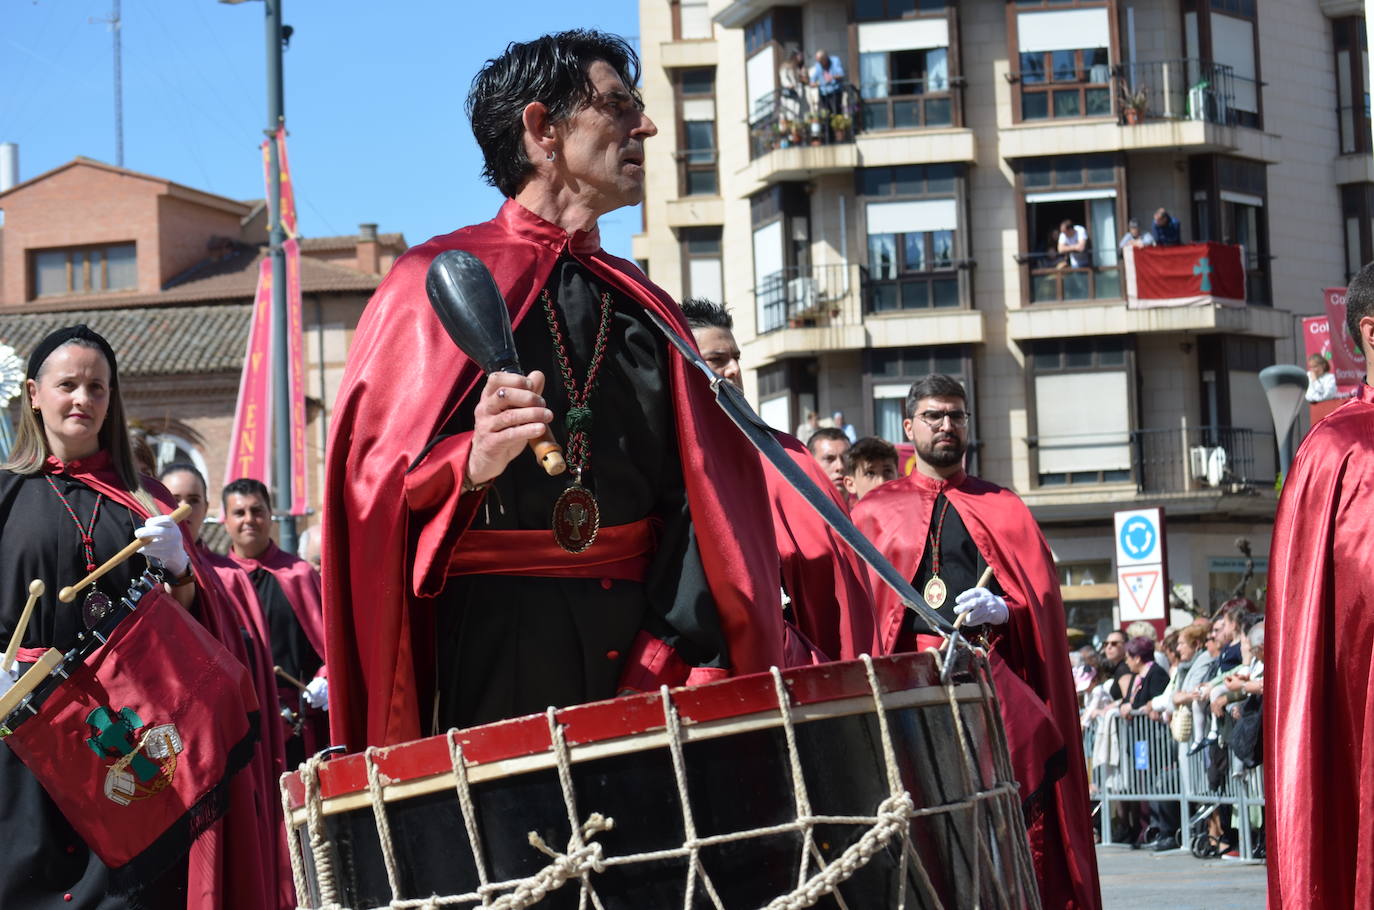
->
[914, 409, 970, 428]
[1104, 639, 1125, 647]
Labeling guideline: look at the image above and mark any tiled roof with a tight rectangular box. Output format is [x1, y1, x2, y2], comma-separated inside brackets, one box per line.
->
[7, 245, 382, 314]
[299, 232, 407, 252]
[0, 303, 251, 377]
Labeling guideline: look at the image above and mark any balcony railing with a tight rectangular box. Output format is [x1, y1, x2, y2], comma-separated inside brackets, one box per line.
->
[1132, 425, 1273, 494]
[858, 77, 960, 131]
[1019, 249, 1122, 303]
[1115, 59, 1238, 127]
[756, 263, 857, 335]
[748, 86, 860, 161]
[1027, 425, 1274, 493]
[864, 265, 967, 312]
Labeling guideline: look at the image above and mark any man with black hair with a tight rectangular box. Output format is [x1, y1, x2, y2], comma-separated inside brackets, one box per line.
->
[841, 436, 898, 501]
[224, 477, 327, 767]
[326, 31, 789, 750]
[679, 297, 875, 662]
[806, 426, 851, 499]
[1267, 260, 1374, 907]
[852, 374, 1100, 910]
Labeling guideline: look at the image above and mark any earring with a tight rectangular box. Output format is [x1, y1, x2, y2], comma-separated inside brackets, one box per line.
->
[547, 150, 556, 162]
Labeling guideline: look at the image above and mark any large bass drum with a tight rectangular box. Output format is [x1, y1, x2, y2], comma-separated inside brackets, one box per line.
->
[281, 650, 1039, 909]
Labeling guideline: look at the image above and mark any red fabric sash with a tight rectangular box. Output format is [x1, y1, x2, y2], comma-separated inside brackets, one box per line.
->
[448, 518, 655, 580]
[3, 587, 258, 886]
[229, 542, 326, 665]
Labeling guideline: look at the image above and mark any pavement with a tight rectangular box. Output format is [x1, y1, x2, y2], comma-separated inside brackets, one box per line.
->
[1097, 844, 1267, 909]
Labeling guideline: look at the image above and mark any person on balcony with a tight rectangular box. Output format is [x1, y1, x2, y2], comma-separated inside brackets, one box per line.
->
[778, 46, 806, 123]
[1118, 218, 1156, 251]
[1056, 219, 1090, 269]
[810, 49, 846, 122]
[1152, 207, 1182, 246]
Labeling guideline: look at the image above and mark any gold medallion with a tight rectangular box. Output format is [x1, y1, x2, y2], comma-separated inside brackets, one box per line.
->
[552, 481, 600, 554]
[923, 575, 948, 610]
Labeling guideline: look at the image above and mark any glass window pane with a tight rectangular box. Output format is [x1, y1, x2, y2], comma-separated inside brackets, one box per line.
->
[1054, 155, 1083, 184]
[925, 97, 952, 126]
[869, 233, 899, 279]
[926, 165, 956, 193]
[680, 0, 713, 40]
[1085, 155, 1115, 184]
[684, 228, 722, 254]
[860, 52, 889, 100]
[1053, 90, 1082, 117]
[1085, 88, 1112, 116]
[1348, 216, 1362, 278]
[863, 105, 890, 131]
[874, 397, 905, 444]
[686, 170, 718, 195]
[685, 121, 715, 157]
[90, 249, 106, 291]
[1022, 91, 1049, 120]
[1052, 50, 1078, 82]
[893, 100, 920, 128]
[1062, 270, 1090, 299]
[932, 277, 960, 308]
[901, 281, 930, 309]
[871, 283, 899, 312]
[932, 230, 954, 267]
[681, 69, 714, 95]
[926, 48, 948, 92]
[34, 250, 68, 297]
[1098, 343, 1126, 366]
[1086, 48, 1110, 80]
[1039, 473, 1068, 486]
[859, 169, 886, 197]
[73, 250, 89, 292]
[1023, 158, 1053, 188]
[854, 0, 884, 20]
[1065, 340, 1094, 368]
[894, 166, 924, 195]
[1032, 272, 1059, 302]
[1020, 52, 1046, 84]
[1033, 344, 1061, 370]
[903, 232, 928, 271]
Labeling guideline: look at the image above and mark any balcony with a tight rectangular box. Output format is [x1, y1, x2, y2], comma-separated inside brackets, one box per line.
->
[744, 87, 859, 186]
[659, 39, 717, 70]
[1018, 249, 1123, 305]
[859, 78, 960, 132]
[1000, 59, 1279, 163]
[1133, 426, 1274, 495]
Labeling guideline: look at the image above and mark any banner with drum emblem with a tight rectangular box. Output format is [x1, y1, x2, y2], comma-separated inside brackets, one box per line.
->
[3, 585, 259, 888]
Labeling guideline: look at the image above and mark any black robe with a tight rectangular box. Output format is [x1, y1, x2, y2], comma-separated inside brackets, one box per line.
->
[906, 493, 1005, 633]
[432, 257, 722, 730]
[0, 469, 186, 910]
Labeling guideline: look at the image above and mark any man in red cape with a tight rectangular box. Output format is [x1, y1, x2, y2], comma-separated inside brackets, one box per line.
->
[852, 374, 1100, 910]
[1266, 261, 1374, 908]
[324, 31, 786, 751]
[679, 296, 876, 663]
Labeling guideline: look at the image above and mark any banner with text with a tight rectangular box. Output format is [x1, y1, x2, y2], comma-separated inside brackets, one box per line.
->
[285, 237, 307, 515]
[1321, 287, 1365, 392]
[225, 259, 274, 490]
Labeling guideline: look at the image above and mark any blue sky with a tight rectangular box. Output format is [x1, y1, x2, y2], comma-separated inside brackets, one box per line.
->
[1, 0, 644, 257]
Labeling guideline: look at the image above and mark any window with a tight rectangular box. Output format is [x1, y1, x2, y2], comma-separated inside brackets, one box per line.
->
[676, 69, 718, 196]
[856, 12, 957, 130]
[1010, 1, 1113, 122]
[861, 165, 964, 311]
[1190, 155, 1269, 304]
[1334, 17, 1370, 156]
[680, 226, 724, 305]
[752, 184, 811, 334]
[1027, 337, 1134, 486]
[1341, 184, 1374, 282]
[1183, 0, 1262, 129]
[673, 0, 712, 41]
[1018, 154, 1123, 302]
[854, 0, 947, 20]
[32, 243, 136, 298]
[862, 345, 975, 469]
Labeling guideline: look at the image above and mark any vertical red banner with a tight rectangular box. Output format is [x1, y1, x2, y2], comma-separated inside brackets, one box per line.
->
[225, 259, 274, 490]
[285, 238, 308, 515]
[275, 126, 299, 238]
[1322, 287, 1366, 393]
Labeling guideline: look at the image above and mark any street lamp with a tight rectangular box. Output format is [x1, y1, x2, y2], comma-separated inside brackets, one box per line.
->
[220, 0, 296, 552]
[1258, 365, 1308, 479]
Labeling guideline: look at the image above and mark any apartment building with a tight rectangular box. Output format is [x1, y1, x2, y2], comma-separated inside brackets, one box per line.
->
[636, 0, 1372, 628]
[0, 156, 405, 531]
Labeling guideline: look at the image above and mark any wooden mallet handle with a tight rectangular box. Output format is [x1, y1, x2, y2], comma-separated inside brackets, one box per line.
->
[952, 565, 997, 631]
[2, 579, 45, 673]
[274, 665, 309, 693]
[530, 436, 566, 475]
[0, 648, 62, 719]
[58, 503, 192, 603]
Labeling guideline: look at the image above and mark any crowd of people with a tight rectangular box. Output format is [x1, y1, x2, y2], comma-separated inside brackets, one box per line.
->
[1075, 601, 1266, 857]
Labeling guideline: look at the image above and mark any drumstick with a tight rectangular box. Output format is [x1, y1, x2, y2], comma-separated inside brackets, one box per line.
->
[952, 565, 997, 630]
[57, 503, 192, 603]
[0, 648, 62, 719]
[275, 665, 310, 693]
[2, 580, 45, 674]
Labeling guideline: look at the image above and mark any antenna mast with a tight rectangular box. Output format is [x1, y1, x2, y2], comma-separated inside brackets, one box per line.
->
[90, 1, 123, 166]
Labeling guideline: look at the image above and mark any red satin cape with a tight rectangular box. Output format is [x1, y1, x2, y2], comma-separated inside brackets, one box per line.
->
[323, 200, 784, 750]
[852, 469, 1101, 910]
[1266, 382, 1374, 908]
[228, 541, 325, 667]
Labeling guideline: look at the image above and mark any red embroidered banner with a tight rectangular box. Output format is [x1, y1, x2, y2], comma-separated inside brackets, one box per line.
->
[225, 258, 274, 489]
[275, 126, 298, 239]
[1124, 241, 1246, 308]
[1321, 286, 1365, 392]
[285, 238, 308, 515]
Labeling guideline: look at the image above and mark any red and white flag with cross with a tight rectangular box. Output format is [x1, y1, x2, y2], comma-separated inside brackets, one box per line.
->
[1124, 241, 1247, 309]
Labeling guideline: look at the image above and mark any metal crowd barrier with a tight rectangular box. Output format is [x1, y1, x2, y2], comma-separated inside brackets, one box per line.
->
[1083, 712, 1264, 860]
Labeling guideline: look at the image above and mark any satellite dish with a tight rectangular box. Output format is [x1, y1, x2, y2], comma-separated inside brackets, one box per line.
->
[0, 344, 23, 407]
[1206, 447, 1227, 487]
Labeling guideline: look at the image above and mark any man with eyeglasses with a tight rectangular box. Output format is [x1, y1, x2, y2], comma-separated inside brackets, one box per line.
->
[853, 373, 1100, 910]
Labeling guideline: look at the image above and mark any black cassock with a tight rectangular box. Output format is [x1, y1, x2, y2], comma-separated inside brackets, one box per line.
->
[0, 470, 186, 910]
[430, 257, 725, 731]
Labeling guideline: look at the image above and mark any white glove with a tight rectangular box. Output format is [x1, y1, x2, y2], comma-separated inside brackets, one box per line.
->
[953, 587, 1009, 626]
[0, 662, 18, 701]
[303, 676, 329, 711]
[134, 514, 190, 577]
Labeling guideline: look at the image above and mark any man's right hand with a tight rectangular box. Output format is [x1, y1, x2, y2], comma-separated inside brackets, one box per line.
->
[465, 370, 553, 487]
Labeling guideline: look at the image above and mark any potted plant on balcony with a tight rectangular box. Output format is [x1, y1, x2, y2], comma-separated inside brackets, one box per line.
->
[830, 112, 851, 141]
[805, 112, 824, 144]
[1120, 85, 1148, 125]
[776, 120, 793, 149]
